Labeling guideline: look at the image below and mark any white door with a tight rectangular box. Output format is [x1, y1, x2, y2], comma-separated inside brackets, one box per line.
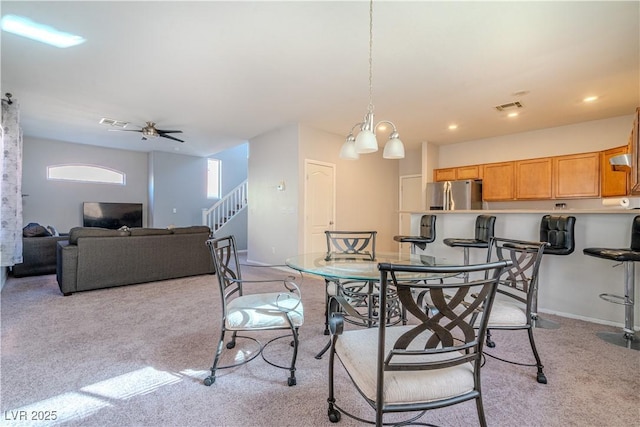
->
[304, 160, 336, 253]
[399, 174, 423, 254]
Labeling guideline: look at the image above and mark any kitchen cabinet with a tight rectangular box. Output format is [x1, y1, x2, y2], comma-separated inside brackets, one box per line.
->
[434, 165, 481, 181]
[553, 152, 600, 198]
[456, 165, 481, 180]
[482, 161, 515, 201]
[516, 158, 552, 199]
[434, 168, 456, 182]
[601, 145, 629, 197]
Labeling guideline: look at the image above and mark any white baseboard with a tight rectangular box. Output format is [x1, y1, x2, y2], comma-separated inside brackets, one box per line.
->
[539, 308, 638, 331]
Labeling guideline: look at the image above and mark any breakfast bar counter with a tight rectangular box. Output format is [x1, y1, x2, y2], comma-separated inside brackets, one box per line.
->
[402, 209, 640, 329]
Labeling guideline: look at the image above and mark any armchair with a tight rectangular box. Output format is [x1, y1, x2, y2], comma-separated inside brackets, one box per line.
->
[326, 260, 511, 426]
[203, 235, 304, 387]
[482, 237, 549, 384]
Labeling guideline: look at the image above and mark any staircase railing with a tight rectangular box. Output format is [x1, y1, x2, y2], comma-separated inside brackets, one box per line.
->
[202, 180, 248, 233]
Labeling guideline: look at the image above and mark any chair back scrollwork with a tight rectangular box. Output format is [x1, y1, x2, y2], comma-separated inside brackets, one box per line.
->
[325, 230, 377, 261]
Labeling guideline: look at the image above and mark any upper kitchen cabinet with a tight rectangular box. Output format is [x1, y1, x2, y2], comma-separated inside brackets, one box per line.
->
[482, 161, 515, 201]
[434, 165, 481, 182]
[516, 158, 553, 199]
[553, 152, 600, 198]
[434, 168, 457, 182]
[455, 165, 481, 180]
[601, 145, 630, 197]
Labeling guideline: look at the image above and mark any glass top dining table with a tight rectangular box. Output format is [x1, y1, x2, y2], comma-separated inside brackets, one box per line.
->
[285, 252, 454, 282]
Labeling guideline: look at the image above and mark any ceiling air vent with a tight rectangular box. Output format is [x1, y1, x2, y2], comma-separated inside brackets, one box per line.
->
[99, 117, 129, 128]
[494, 101, 523, 112]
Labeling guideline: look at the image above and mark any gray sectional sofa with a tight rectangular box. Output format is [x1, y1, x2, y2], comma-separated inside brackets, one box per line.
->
[56, 226, 214, 295]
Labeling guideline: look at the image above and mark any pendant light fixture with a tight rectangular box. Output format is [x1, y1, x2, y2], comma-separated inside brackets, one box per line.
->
[339, 0, 404, 160]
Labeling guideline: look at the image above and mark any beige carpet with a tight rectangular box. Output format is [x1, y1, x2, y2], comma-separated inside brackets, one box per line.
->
[1, 267, 639, 427]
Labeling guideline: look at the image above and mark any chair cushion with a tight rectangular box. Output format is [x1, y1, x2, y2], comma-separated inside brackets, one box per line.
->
[583, 247, 640, 262]
[335, 326, 475, 405]
[226, 292, 304, 330]
[443, 238, 489, 248]
[482, 300, 528, 327]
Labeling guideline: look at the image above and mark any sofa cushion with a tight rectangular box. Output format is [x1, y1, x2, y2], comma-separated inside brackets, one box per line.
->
[129, 228, 173, 236]
[171, 225, 211, 235]
[69, 227, 130, 245]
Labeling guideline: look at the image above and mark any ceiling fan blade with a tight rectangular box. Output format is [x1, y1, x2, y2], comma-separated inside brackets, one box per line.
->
[156, 130, 183, 134]
[160, 134, 184, 143]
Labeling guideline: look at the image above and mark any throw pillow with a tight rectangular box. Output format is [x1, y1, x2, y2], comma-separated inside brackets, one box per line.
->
[23, 223, 51, 237]
[47, 225, 59, 237]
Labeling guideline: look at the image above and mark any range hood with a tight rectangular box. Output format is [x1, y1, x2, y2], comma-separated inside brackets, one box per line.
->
[610, 153, 631, 171]
[610, 153, 631, 166]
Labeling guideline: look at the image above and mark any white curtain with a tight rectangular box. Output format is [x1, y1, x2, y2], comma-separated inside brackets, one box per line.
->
[1, 98, 23, 267]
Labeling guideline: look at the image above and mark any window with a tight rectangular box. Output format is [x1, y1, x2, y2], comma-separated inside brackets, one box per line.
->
[207, 158, 221, 199]
[47, 164, 125, 185]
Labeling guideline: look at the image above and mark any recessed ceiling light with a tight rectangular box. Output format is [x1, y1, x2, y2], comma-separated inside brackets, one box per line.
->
[448, 124, 458, 130]
[1, 14, 85, 48]
[507, 112, 519, 118]
[583, 96, 598, 103]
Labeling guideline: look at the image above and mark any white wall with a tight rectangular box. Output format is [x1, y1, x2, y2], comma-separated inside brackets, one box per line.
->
[398, 145, 422, 176]
[210, 143, 249, 248]
[248, 123, 402, 265]
[22, 137, 231, 237]
[437, 114, 633, 167]
[148, 151, 210, 227]
[299, 125, 400, 252]
[22, 137, 148, 232]
[248, 124, 300, 264]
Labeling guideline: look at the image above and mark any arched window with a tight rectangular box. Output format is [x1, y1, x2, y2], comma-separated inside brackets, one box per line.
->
[47, 164, 125, 185]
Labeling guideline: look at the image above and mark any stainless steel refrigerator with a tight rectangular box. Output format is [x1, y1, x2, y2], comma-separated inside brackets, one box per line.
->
[426, 180, 483, 210]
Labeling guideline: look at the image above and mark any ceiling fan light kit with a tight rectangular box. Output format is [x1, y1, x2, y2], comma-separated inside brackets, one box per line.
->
[340, 0, 404, 161]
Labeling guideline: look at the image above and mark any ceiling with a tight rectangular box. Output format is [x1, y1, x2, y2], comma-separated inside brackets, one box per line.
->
[2, 1, 638, 158]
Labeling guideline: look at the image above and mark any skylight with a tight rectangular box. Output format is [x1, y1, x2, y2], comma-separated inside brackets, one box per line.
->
[0, 14, 85, 48]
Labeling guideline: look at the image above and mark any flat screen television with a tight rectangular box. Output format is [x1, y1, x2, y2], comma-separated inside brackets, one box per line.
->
[83, 202, 143, 229]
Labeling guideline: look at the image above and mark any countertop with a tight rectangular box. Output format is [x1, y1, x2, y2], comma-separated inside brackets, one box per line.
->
[400, 209, 640, 215]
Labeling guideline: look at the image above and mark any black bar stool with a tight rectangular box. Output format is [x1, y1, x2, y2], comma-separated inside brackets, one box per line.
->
[443, 215, 496, 280]
[536, 214, 576, 329]
[394, 214, 436, 254]
[583, 215, 640, 351]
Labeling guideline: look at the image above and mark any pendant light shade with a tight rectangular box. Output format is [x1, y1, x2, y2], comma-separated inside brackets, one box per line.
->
[339, 134, 360, 160]
[355, 129, 378, 153]
[383, 135, 405, 159]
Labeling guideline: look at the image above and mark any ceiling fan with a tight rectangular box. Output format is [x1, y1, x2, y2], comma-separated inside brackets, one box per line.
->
[109, 121, 184, 143]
